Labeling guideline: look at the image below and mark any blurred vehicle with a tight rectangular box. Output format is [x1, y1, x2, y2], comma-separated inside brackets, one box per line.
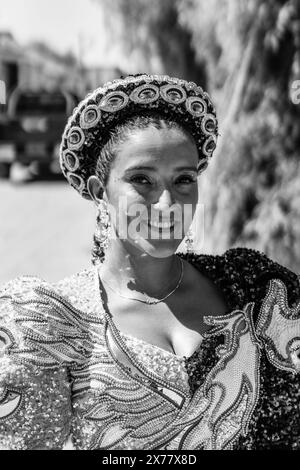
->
[0, 88, 78, 181]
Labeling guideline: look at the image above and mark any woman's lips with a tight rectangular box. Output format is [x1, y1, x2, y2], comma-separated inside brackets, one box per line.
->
[149, 220, 174, 228]
[146, 220, 176, 233]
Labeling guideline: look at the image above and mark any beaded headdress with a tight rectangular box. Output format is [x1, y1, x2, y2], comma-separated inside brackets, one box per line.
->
[59, 74, 218, 200]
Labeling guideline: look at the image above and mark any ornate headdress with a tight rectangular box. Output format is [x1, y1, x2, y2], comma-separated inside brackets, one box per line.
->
[59, 74, 218, 200]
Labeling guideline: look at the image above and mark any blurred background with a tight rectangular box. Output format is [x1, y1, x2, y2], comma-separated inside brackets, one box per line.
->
[0, 0, 299, 285]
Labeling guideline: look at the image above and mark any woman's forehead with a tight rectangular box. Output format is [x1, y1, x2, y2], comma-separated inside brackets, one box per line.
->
[114, 126, 198, 170]
[128, 125, 194, 144]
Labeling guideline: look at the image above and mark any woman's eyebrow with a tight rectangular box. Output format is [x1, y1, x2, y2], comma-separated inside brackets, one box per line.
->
[125, 165, 197, 172]
[125, 165, 157, 172]
[174, 166, 198, 172]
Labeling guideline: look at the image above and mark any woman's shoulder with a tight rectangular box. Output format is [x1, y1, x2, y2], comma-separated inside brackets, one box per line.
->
[179, 247, 300, 310]
[0, 265, 99, 315]
[0, 274, 49, 299]
[223, 246, 299, 279]
[223, 246, 300, 308]
[0, 266, 100, 368]
[0, 273, 53, 332]
[51, 266, 100, 315]
[182, 245, 299, 282]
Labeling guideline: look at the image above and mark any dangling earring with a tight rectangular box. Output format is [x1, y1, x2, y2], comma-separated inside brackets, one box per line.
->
[96, 200, 111, 253]
[185, 227, 194, 253]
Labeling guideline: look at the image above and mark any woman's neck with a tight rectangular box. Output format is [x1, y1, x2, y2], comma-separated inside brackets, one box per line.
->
[98, 238, 180, 297]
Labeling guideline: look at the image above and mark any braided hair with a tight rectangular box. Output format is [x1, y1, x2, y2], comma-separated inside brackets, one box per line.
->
[91, 113, 195, 265]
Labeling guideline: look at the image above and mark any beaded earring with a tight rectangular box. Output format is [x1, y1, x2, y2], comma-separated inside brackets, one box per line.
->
[185, 228, 194, 253]
[96, 200, 111, 255]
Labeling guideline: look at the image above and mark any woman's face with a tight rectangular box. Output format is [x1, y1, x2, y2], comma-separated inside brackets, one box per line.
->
[103, 125, 199, 258]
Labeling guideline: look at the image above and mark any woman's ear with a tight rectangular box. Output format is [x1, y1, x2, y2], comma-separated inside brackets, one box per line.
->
[87, 176, 104, 203]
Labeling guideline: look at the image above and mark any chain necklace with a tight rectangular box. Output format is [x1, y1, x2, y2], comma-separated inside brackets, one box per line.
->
[99, 257, 184, 305]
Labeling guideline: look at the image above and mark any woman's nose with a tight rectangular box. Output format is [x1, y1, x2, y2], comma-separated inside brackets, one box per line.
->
[153, 189, 174, 210]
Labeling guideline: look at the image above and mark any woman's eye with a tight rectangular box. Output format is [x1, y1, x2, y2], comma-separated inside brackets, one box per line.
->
[176, 176, 196, 185]
[129, 175, 196, 186]
[130, 175, 151, 185]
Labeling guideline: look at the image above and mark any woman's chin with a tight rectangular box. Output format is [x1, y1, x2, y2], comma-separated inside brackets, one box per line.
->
[130, 237, 181, 258]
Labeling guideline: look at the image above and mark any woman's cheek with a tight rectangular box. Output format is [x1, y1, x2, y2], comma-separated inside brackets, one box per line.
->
[124, 185, 149, 205]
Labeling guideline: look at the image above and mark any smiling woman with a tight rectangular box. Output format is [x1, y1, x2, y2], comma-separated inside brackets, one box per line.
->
[88, 116, 199, 261]
[0, 74, 300, 450]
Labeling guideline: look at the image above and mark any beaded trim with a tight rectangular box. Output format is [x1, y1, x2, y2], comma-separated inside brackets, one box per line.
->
[0, 387, 24, 422]
[0, 326, 16, 354]
[59, 74, 218, 199]
[165, 303, 262, 450]
[104, 322, 186, 408]
[7, 285, 94, 369]
[256, 278, 300, 373]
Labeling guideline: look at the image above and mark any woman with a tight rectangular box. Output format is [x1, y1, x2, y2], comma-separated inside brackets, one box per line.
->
[0, 74, 299, 450]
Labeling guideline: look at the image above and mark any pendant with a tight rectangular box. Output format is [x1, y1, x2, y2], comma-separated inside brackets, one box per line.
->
[146, 297, 157, 305]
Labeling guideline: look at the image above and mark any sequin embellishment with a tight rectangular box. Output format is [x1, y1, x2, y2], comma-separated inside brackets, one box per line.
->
[120, 333, 190, 393]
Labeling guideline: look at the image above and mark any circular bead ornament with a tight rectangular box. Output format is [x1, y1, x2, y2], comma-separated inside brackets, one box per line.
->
[99, 91, 129, 113]
[67, 127, 85, 151]
[197, 159, 209, 173]
[202, 136, 217, 157]
[80, 105, 101, 129]
[160, 84, 187, 104]
[130, 84, 160, 104]
[62, 150, 80, 172]
[185, 96, 207, 117]
[67, 173, 85, 192]
[201, 114, 218, 136]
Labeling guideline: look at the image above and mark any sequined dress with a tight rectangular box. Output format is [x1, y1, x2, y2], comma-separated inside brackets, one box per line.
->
[0, 248, 300, 450]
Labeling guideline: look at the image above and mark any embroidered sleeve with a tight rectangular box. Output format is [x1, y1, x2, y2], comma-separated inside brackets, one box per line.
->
[0, 276, 73, 450]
